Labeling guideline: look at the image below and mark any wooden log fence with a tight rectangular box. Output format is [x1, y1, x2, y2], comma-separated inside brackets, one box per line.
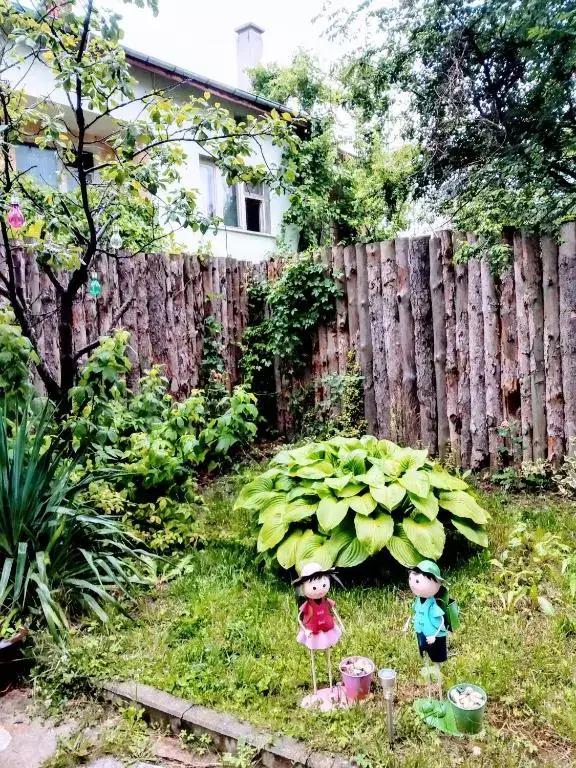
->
[3, 224, 576, 469]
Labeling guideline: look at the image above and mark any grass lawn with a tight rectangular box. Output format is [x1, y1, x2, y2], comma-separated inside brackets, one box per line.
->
[62, 471, 576, 768]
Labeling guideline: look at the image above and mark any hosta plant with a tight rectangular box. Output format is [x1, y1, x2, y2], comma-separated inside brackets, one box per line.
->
[235, 436, 490, 571]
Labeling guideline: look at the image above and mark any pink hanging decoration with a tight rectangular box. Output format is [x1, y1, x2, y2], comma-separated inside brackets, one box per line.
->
[7, 199, 25, 230]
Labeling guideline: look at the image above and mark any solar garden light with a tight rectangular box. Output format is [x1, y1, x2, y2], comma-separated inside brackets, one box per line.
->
[378, 667, 397, 745]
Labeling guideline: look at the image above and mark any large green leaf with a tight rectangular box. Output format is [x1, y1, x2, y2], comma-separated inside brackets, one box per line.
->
[408, 491, 439, 520]
[355, 465, 388, 488]
[335, 482, 366, 498]
[340, 449, 367, 476]
[295, 530, 335, 571]
[439, 491, 490, 524]
[399, 469, 430, 498]
[285, 501, 318, 522]
[336, 537, 370, 568]
[348, 492, 377, 516]
[386, 532, 425, 567]
[317, 496, 350, 531]
[370, 482, 406, 510]
[354, 513, 394, 555]
[402, 516, 446, 560]
[234, 475, 278, 510]
[276, 529, 306, 569]
[397, 448, 429, 473]
[257, 513, 289, 552]
[291, 460, 335, 479]
[427, 466, 469, 491]
[325, 473, 353, 491]
[451, 516, 489, 547]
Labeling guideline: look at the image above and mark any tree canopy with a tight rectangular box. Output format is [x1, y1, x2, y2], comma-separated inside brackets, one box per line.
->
[341, 0, 576, 254]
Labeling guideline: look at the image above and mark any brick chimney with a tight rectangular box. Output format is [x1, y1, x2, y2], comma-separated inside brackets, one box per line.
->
[235, 23, 264, 92]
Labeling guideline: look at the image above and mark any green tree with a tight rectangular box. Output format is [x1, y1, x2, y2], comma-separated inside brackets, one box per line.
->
[251, 52, 415, 249]
[0, 0, 293, 404]
[341, 0, 576, 250]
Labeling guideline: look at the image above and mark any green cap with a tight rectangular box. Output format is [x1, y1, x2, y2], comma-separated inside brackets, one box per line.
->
[414, 559, 445, 583]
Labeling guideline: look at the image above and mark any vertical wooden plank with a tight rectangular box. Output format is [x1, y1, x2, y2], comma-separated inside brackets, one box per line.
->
[467, 239, 488, 469]
[193, 255, 206, 384]
[408, 236, 437, 454]
[454, 233, 471, 466]
[71, 284, 87, 367]
[429, 235, 449, 459]
[231, 257, 241, 385]
[147, 252, 169, 374]
[367, 242, 390, 438]
[441, 231, 460, 463]
[225, 257, 235, 385]
[202, 257, 214, 320]
[522, 233, 547, 460]
[96, 253, 111, 335]
[165, 256, 179, 391]
[558, 222, 576, 454]
[499, 231, 520, 432]
[380, 240, 403, 443]
[355, 243, 377, 435]
[183, 255, 198, 388]
[171, 257, 187, 395]
[117, 255, 138, 390]
[481, 257, 502, 469]
[39, 270, 60, 385]
[332, 245, 349, 376]
[317, 255, 329, 402]
[541, 235, 564, 462]
[322, 248, 339, 377]
[513, 232, 533, 462]
[134, 253, 152, 377]
[24, 247, 43, 390]
[343, 245, 359, 352]
[395, 237, 420, 445]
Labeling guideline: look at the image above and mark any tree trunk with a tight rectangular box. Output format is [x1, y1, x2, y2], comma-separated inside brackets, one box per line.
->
[466, 239, 488, 469]
[454, 233, 471, 466]
[395, 237, 419, 445]
[332, 245, 349, 376]
[367, 242, 390, 437]
[481, 258, 502, 468]
[380, 240, 403, 443]
[429, 235, 449, 459]
[558, 222, 576, 454]
[522, 233, 547, 460]
[355, 244, 377, 435]
[541, 235, 564, 463]
[513, 232, 533, 462]
[408, 236, 437, 454]
[440, 231, 459, 463]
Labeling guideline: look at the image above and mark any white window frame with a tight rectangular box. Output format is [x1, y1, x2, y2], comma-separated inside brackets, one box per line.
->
[238, 182, 270, 234]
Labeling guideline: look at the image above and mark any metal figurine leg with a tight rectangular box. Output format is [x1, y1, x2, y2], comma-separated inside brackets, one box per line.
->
[327, 648, 333, 690]
[310, 650, 318, 694]
[435, 664, 443, 700]
[424, 655, 432, 699]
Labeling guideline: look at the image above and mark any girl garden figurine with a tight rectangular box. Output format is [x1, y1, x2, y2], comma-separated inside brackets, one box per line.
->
[403, 560, 458, 699]
[293, 562, 344, 701]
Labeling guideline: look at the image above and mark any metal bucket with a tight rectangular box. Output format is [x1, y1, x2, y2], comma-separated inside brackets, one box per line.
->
[448, 684, 487, 734]
[339, 656, 375, 701]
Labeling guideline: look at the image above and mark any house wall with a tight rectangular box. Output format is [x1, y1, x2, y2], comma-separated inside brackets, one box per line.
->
[5, 53, 296, 262]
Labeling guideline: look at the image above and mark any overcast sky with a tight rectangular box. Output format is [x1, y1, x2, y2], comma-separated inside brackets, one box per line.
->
[101, 0, 362, 87]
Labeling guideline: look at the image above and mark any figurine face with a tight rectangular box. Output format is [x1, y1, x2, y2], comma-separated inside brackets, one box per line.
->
[301, 575, 330, 599]
[409, 569, 441, 598]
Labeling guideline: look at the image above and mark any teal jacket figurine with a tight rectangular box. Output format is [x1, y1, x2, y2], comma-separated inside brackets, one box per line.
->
[403, 560, 456, 699]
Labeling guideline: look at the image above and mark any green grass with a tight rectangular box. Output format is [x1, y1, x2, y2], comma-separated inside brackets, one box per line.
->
[60, 474, 576, 768]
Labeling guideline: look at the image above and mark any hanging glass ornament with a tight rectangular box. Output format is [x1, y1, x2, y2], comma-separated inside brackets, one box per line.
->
[109, 226, 123, 250]
[7, 198, 25, 229]
[88, 272, 102, 298]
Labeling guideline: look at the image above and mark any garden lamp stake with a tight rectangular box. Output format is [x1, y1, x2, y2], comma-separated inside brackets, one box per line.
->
[378, 668, 396, 746]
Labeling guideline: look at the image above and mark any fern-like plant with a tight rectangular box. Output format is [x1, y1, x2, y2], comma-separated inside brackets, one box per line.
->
[235, 436, 490, 571]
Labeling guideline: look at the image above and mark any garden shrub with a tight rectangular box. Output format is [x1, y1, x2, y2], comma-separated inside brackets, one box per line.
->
[0, 307, 39, 411]
[235, 435, 490, 571]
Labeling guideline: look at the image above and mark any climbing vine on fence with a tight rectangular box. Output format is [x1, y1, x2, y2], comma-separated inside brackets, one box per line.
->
[241, 254, 341, 394]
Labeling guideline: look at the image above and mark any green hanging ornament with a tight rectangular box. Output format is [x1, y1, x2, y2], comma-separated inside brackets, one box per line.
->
[88, 272, 102, 298]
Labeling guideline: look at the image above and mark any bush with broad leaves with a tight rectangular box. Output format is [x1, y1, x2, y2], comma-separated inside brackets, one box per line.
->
[235, 436, 490, 571]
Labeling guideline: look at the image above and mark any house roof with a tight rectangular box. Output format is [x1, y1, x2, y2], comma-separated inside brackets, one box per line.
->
[125, 48, 289, 115]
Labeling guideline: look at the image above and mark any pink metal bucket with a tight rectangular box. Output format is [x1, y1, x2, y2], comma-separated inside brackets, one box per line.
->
[339, 656, 375, 701]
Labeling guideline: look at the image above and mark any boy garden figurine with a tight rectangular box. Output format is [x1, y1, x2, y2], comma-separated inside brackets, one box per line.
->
[403, 560, 459, 698]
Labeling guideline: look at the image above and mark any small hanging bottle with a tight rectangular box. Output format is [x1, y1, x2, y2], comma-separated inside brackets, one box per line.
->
[88, 272, 102, 298]
[109, 225, 122, 251]
[7, 198, 25, 229]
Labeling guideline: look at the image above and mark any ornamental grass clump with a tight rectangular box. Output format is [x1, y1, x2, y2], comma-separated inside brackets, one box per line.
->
[235, 436, 489, 571]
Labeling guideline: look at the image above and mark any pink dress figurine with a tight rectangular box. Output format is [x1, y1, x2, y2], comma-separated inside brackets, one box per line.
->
[293, 561, 344, 694]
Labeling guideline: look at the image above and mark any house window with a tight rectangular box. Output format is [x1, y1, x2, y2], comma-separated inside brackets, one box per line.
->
[198, 157, 270, 234]
[63, 150, 95, 190]
[14, 144, 59, 187]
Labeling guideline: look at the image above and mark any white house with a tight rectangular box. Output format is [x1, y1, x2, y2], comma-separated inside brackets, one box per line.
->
[7, 15, 297, 261]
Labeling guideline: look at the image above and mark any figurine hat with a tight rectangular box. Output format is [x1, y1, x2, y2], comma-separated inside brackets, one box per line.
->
[291, 561, 342, 587]
[412, 559, 445, 583]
